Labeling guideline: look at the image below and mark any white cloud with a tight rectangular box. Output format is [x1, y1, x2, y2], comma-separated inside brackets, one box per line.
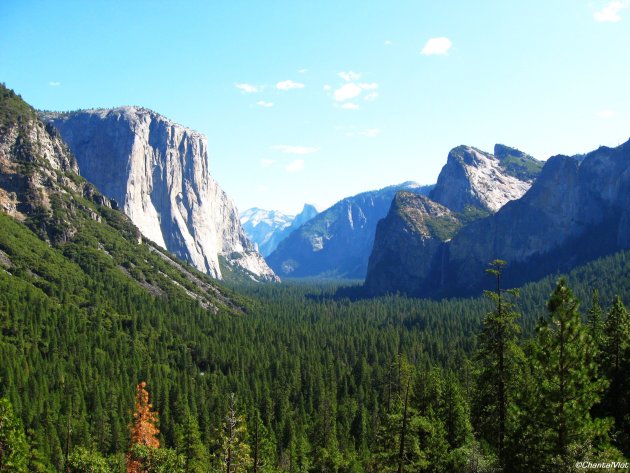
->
[334, 83, 363, 101]
[276, 80, 305, 90]
[256, 101, 274, 108]
[360, 128, 381, 137]
[285, 159, 305, 172]
[384, 40, 393, 46]
[341, 103, 360, 110]
[333, 80, 379, 103]
[596, 109, 616, 118]
[49, 81, 61, 87]
[271, 145, 319, 155]
[298, 68, 308, 74]
[421, 37, 453, 55]
[594, 1, 628, 22]
[260, 159, 275, 167]
[358, 82, 378, 90]
[235, 83, 259, 93]
[323, 84, 332, 91]
[338, 71, 361, 82]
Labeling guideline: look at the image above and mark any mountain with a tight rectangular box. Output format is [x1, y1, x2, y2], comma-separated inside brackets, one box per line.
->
[0, 84, 242, 313]
[240, 203, 318, 257]
[366, 138, 630, 297]
[266, 182, 433, 279]
[429, 144, 542, 213]
[41, 107, 277, 282]
[364, 192, 460, 296]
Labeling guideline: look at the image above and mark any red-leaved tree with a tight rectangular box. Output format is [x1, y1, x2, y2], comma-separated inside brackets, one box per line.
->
[126, 381, 160, 473]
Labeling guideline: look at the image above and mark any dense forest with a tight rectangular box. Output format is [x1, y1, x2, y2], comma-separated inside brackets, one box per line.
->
[1, 84, 629, 472]
[1, 194, 630, 471]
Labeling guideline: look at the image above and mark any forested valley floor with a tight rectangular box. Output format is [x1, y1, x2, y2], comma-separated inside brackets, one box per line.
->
[1, 205, 630, 472]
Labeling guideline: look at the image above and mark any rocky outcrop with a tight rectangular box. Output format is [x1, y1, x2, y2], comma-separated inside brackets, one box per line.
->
[240, 204, 318, 257]
[266, 182, 433, 279]
[429, 145, 540, 213]
[0, 86, 123, 245]
[365, 138, 630, 297]
[364, 192, 460, 295]
[43, 107, 277, 281]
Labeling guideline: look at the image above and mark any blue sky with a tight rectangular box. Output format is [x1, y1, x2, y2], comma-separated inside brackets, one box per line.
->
[1, 1, 629, 214]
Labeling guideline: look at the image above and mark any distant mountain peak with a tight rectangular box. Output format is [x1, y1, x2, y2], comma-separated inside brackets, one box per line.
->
[266, 182, 434, 279]
[240, 204, 319, 257]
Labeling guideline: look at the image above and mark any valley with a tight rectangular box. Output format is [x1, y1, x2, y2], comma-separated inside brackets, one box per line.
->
[0, 82, 629, 471]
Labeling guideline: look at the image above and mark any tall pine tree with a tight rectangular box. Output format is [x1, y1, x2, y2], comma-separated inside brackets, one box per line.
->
[530, 279, 609, 471]
[472, 260, 524, 468]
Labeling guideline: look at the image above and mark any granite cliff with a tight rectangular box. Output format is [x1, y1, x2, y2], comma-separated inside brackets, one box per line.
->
[43, 107, 277, 281]
[364, 192, 460, 295]
[366, 139, 630, 297]
[429, 145, 541, 213]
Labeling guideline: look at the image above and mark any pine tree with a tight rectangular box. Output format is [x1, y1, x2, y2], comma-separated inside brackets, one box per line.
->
[587, 289, 605, 349]
[0, 397, 29, 473]
[472, 260, 523, 468]
[601, 295, 630, 450]
[180, 413, 209, 473]
[219, 394, 252, 473]
[531, 279, 609, 470]
[127, 381, 160, 473]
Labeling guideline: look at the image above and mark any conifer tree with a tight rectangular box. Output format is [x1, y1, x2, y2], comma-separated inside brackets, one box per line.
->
[0, 397, 29, 473]
[179, 413, 209, 473]
[127, 382, 160, 473]
[220, 394, 252, 473]
[472, 260, 523, 467]
[587, 289, 605, 349]
[602, 295, 630, 449]
[531, 279, 609, 470]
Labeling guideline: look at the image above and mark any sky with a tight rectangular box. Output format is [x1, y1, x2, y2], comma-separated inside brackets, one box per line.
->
[1, 1, 629, 214]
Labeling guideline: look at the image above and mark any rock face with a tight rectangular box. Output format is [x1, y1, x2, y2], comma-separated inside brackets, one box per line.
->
[266, 182, 433, 279]
[429, 145, 541, 213]
[366, 138, 630, 297]
[43, 107, 277, 281]
[240, 203, 318, 257]
[364, 192, 460, 295]
[0, 86, 115, 244]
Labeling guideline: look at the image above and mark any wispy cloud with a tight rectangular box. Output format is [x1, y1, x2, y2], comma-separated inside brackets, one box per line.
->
[285, 159, 305, 172]
[384, 40, 393, 46]
[323, 84, 332, 91]
[298, 68, 308, 74]
[360, 128, 381, 137]
[256, 101, 274, 108]
[364, 92, 379, 102]
[594, 1, 628, 22]
[235, 83, 260, 93]
[49, 81, 61, 87]
[341, 103, 360, 110]
[276, 80, 305, 90]
[421, 37, 453, 55]
[338, 71, 361, 82]
[260, 159, 275, 167]
[271, 145, 319, 155]
[596, 109, 616, 118]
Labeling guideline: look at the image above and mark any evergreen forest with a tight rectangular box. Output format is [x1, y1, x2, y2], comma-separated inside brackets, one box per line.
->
[1, 204, 630, 471]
